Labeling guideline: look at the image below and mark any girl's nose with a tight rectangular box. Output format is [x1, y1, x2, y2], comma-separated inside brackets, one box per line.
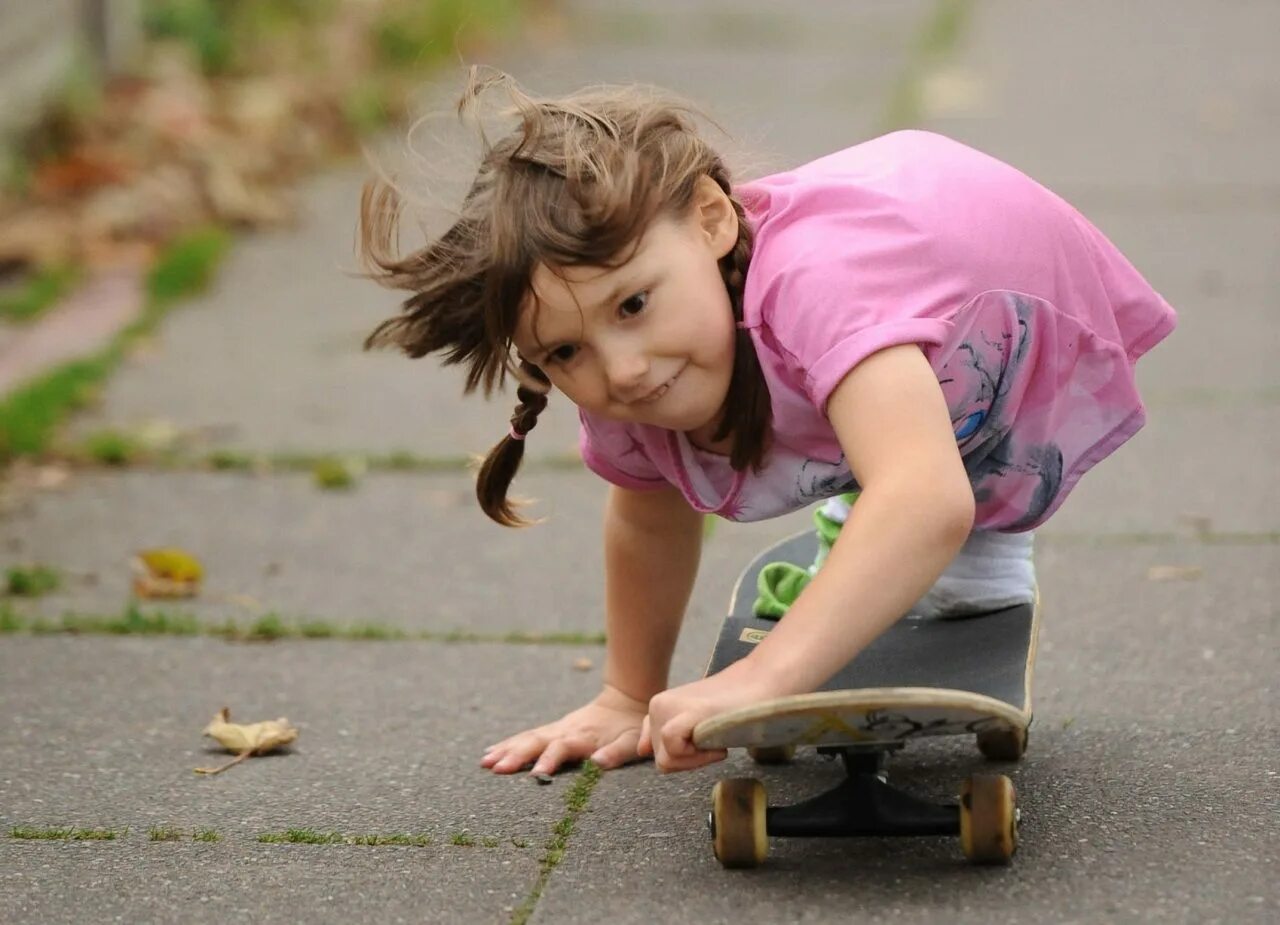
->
[603, 348, 649, 400]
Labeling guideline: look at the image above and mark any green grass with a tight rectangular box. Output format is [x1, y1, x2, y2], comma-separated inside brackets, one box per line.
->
[257, 829, 433, 846]
[0, 264, 79, 323]
[82, 429, 144, 466]
[5, 564, 61, 597]
[193, 829, 220, 842]
[312, 457, 358, 491]
[0, 227, 230, 462]
[0, 603, 608, 645]
[149, 826, 184, 842]
[10, 826, 121, 840]
[510, 762, 602, 925]
[350, 833, 433, 847]
[258, 829, 347, 845]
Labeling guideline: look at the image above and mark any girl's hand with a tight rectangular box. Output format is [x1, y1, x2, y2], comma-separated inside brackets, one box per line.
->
[481, 684, 649, 776]
[639, 661, 780, 774]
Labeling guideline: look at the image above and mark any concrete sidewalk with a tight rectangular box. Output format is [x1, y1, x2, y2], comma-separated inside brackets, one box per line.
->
[2, 2, 1276, 923]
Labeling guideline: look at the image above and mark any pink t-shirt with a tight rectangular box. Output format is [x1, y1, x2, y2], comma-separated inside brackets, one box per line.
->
[578, 131, 1177, 530]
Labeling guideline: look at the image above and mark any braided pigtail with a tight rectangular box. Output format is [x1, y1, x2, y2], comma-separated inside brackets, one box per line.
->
[476, 361, 551, 526]
[710, 189, 772, 471]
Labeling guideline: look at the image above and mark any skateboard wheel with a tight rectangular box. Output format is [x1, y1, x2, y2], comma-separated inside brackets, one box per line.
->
[959, 774, 1017, 864]
[976, 726, 1028, 761]
[710, 778, 768, 869]
[747, 745, 796, 765]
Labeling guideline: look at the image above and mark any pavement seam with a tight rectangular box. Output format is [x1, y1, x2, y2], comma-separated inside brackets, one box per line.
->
[0, 606, 607, 645]
[7, 826, 528, 849]
[509, 761, 603, 925]
[40, 447, 587, 475]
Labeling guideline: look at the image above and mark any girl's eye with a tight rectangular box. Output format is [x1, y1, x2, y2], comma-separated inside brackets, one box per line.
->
[548, 344, 578, 364]
[620, 291, 648, 316]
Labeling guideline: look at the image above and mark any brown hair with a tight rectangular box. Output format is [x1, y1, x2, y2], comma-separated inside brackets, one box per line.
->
[359, 67, 771, 526]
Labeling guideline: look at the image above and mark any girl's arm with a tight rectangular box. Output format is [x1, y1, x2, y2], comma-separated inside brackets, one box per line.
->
[645, 343, 975, 771]
[482, 482, 702, 776]
[746, 343, 975, 694]
[603, 483, 704, 701]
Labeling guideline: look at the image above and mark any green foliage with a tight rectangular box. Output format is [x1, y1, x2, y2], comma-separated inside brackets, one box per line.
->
[0, 606, 24, 632]
[142, 0, 332, 75]
[0, 354, 112, 459]
[5, 565, 61, 597]
[0, 265, 80, 323]
[83, 430, 142, 466]
[143, 0, 234, 73]
[341, 79, 397, 137]
[372, 0, 519, 70]
[0, 228, 228, 462]
[146, 227, 231, 305]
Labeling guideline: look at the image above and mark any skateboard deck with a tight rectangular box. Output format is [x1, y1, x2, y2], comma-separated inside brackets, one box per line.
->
[694, 530, 1039, 752]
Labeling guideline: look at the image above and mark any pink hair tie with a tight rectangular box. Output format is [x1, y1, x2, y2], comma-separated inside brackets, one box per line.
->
[508, 427, 526, 442]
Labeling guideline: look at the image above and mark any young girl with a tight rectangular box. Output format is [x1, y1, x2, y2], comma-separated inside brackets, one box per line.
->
[359, 69, 1176, 777]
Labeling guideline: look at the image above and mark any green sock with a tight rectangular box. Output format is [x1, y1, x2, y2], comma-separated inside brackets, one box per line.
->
[752, 492, 859, 619]
[810, 491, 858, 574]
[753, 562, 811, 619]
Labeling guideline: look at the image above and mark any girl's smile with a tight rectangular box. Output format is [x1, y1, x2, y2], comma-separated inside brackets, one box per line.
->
[636, 366, 684, 404]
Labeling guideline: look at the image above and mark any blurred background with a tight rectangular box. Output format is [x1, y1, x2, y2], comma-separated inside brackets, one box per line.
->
[0, 0, 1276, 708]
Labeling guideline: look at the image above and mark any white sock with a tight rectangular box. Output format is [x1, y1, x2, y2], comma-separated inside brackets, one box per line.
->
[820, 495, 853, 524]
[912, 530, 1036, 618]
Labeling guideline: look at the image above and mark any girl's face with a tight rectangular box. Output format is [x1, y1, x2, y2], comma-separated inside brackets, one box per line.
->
[513, 178, 740, 445]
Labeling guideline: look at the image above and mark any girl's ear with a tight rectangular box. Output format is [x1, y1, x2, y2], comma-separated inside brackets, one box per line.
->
[692, 175, 738, 259]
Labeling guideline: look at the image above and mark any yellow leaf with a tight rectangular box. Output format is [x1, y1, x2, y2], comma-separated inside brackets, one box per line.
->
[132, 547, 202, 599]
[195, 707, 298, 775]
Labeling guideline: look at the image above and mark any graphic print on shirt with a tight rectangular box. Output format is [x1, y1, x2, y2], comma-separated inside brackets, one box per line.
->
[938, 293, 1064, 529]
[792, 457, 859, 509]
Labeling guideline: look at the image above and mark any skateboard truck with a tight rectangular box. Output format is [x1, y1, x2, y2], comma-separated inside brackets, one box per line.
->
[707, 746, 958, 842]
[707, 744, 1019, 868]
[769, 746, 960, 839]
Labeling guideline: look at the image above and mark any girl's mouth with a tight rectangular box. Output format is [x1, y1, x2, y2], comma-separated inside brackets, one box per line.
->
[638, 368, 683, 404]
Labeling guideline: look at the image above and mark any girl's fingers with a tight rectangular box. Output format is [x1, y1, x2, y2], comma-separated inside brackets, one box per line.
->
[530, 736, 592, 777]
[658, 714, 698, 763]
[590, 728, 642, 770]
[489, 734, 549, 774]
[656, 747, 727, 774]
[652, 713, 727, 773]
[636, 715, 653, 758]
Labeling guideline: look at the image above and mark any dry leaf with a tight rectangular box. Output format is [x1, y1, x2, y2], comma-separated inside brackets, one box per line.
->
[571, 657, 594, 672]
[131, 547, 202, 598]
[195, 707, 299, 775]
[1147, 565, 1204, 582]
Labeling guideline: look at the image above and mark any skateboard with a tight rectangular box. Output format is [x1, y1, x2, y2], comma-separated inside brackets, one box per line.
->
[692, 530, 1039, 869]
